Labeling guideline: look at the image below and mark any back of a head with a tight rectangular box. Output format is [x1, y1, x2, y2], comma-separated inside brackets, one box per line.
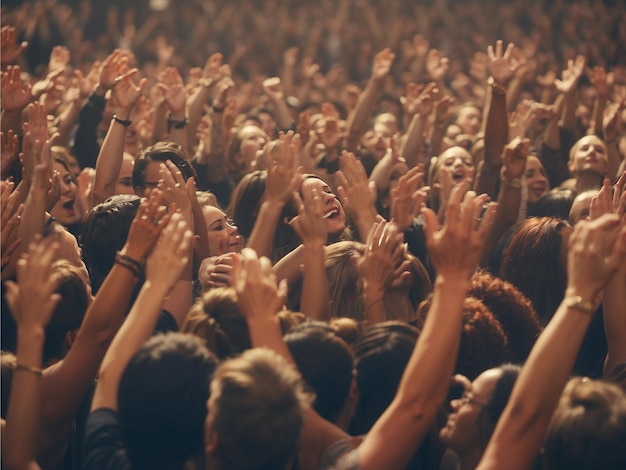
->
[208, 348, 313, 470]
[118, 333, 218, 470]
[350, 321, 419, 435]
[527, 189, 576, 220]
[544, 378, 626, 470]
[80, 195, 140, 293]
[469, 271, 541, 364]
[132, 141, 196, 190]
[285, 322, 355, 423]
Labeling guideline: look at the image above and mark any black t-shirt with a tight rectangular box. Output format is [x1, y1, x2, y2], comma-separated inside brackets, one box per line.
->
[82, 408, 131, 470]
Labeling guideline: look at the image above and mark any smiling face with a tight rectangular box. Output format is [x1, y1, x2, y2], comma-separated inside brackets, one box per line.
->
[361, 123, 391, 160]
[525, 156, 550, 204]
[436, 146, 475, 185]
[203, 205, 243, 256]
[300, 177, 345, 240]
[439, 368, 501, 455]
[50, 160, 79, 226]
[238, 125, 268, 168]
[568, 135, 608, 176]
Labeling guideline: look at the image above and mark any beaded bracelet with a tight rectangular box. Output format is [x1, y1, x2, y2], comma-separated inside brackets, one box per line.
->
[114, 252, 144, 278]
[15, 363, 43, 376]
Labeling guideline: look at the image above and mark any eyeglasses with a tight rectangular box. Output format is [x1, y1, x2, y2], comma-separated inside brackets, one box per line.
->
[460, 391, 489, 408]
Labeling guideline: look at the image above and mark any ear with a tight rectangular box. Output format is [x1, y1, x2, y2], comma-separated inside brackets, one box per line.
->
[567, 160, 575, 174]
[64, 330, 77, 350]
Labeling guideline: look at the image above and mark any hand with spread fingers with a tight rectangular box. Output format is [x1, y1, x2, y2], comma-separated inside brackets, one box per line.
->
[199, 253, 236, 290]
[290, 185, 327, 248]
[157, 160, 193, 222]
[265, 132, 303, 208]
[422, 183, 496, 280]
[391, 166, 427, 232]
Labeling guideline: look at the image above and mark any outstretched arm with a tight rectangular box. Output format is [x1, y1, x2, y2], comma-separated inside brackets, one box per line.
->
[91, 212, 192, 411]
[2, 238, 62, 470]
[478, 215, 626, 470]
[357, 186, 495, 470]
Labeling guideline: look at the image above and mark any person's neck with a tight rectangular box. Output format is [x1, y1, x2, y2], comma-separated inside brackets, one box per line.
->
[383, 290, 415, 323]
[575, 171, 603, 193]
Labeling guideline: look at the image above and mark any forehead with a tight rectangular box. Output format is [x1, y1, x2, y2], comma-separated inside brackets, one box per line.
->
[471, 368, 502, 399]
[439, 146, 472, 162]
[458, 106, 480, 118]
[525, 155, 543, 169]
[239, 125, 265, 139]
[202, 205, 226, 221]
[576, 135, 604, 149]
[301, 177, 330, 192]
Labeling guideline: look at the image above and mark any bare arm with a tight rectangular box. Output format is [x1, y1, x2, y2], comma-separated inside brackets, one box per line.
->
[478, 215, 626, 470]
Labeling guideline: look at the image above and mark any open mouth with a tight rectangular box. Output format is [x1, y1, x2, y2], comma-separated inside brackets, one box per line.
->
[323, 209, 340, 219]
[452, 170, 466, 182]
[63, 199, 76, 214]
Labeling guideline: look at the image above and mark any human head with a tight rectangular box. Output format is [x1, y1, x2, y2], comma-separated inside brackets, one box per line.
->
[429, 146, 475, 188]
[350, 321, 419, 435]
[43, 222, 89, 285]
[455, 103, 482, 136]
[50, 151, 79, 227]
[525, 155, 549, 204]
[440, 364, 521, 456]
[469, 271, 541, 364]
[80, 194, 140, 293]
[228, 170, 267, 240]
[205, 348, 313, 470]
[202, 205, 242, 256]
[225, 125, 268, 183]
[285, 322, 356, 425]
[544, 378, 626, 470]
[500, 217, 572, 324]
[527, 189, 576, 220]
[568, 135, 608, 177]
[569, 189, 599, 225]
[361, 122, 391, 161]
[118, 333, 218, 470]
[132, 141, 196, 196]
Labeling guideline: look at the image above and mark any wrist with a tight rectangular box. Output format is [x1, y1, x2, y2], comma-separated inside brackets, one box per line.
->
[564, 287, 600, 310]
[169, 110, 186, 120]
[114, 107, 132, 121]
[303, 241, 325, 252]
[94, 84, 108, 97]
[119, 245, 146, 262]
[488, 76, 508, 95]
[434, 273, 472, 289]
[500, 166, 522, 189]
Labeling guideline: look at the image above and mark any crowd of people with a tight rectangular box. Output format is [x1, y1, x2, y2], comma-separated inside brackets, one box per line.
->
[1, 0, 626, 469]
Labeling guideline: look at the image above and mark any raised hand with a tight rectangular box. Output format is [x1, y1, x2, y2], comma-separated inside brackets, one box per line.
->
[263, 77, 285, 101]
[4, 236, 63, 330]
[372, 48, 396, 82]
[1, 130, 20, 179]
[232, 247, 287, 321]
[122, 189, 171, 262]
[155, 36, 174, 66]
[391, 166, 426, 232]
[1, 182, 23, 272]
[157, 160, 192, 217]
[501, 137, 530, 181]
[488, 40, 520, 86]
[159, 67, 187, 115]
[336, 151, 377, 223]
[2, 66, 32, 111]
[290, 184, 327, 248]
[589, 66, 610, 99]
[74, 61, 101, 98]
[426, 49, 449, 83]
[566, 214, 626, 304]
[48, 46, 70, 72]
[113, 69, 147, 111]
[1, 26, 28, 65]
[265, 132, 303, 206]
[99, 49, 129, 91]
[145, 212, 193, 290]
[422, 184, 496, 280]
[554, 55, 586, 95]
[199, 253, 235, 290]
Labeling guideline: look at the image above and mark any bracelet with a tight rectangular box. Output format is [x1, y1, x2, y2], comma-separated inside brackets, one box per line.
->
[212, 104, 225, 113]
[198, 78, 214, 89]
[564, 295, 597, 315]
[15, 363, 43, 376]
[500, 167, 522, 189]
[488, 77, 507, 96]
[112, 114, 132, 127]
[114, 252, 144, 278]
[167, 114, 188, 131]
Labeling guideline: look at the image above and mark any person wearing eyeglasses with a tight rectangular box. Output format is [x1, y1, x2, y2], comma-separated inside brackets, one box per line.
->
[439, 364, 521, 470]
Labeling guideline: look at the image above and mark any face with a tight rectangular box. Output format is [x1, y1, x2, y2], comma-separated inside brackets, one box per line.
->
[238, 125, 268, 167]
[439, 368, 501, 454]
[569, 135, 608, 176]
[136, 160, 162, 197]
[362, 123, 391, 160]
[258, 112, 276, 139]
[436, 147, 475, 185]
[525, 156, 549, 204]
[456, 106, 481, 136]
[50, 161, 79, 226]
[203, 206, 242, 256]
[53, 228, 91, 288]
[569, 191, 597, 225]
[115, 153, 135, 196]
[374, 113, 399, 136]
[300, 178, 345, 239]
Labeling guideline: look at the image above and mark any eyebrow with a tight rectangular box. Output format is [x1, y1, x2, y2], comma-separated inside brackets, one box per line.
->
[208, 217, 226, 229]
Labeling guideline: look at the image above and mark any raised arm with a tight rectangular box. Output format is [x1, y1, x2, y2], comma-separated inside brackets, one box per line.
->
[2, 238, 61, 470]
[92, 70, 146, 205]
[263, 77, 295, 131]
[91, 212, 192, 412]
[247, 132, 302, 258]
[354, 186, 495, 470]
[345, 49, 395, 152]
[289, 185, 330, 321]
[478, 214, 626, 470]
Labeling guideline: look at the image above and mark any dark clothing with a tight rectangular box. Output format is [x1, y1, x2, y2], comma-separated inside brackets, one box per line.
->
[82, 408, 131, 470]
